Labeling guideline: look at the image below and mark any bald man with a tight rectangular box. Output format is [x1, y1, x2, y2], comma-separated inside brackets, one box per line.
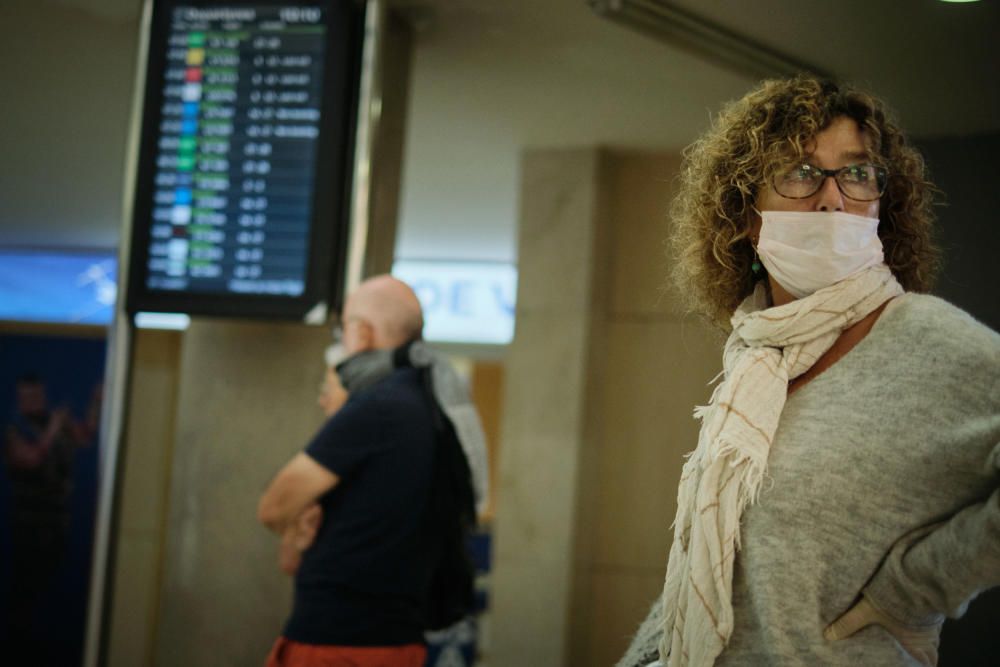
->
[258, 276, 439, 667]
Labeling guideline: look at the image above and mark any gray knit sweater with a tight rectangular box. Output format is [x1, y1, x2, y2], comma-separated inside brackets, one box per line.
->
[619, 294, 1000, 666]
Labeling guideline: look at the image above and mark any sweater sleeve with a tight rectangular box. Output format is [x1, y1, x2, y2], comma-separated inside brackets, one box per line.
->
[864, 433, 1000, 627]
[616, 597, 666, 667]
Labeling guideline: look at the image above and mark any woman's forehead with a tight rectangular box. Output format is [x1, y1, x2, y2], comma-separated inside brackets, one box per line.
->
[772, 117, 875, 166]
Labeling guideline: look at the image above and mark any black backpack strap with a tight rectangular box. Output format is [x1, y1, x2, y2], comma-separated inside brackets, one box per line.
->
[417, 363, 477, 630]
[392, 339, 417, 369]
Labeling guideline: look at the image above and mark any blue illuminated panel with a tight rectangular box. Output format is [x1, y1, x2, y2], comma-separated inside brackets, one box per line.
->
[0, 251, 117, 325]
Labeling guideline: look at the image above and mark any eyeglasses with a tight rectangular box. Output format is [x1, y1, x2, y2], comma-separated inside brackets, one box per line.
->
[772, 163, 888, 202]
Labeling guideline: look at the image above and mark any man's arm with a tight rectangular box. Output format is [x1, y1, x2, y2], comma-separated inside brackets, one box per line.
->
[5, 411, 67, 469]
[278, 503, 324, 575]
[6, 427, 42, 468]
[257, 452, 339, 534]
[68, 384, 103, 446]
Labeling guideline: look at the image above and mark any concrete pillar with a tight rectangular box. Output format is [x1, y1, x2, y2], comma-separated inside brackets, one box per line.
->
[106, 330, 181, 667]
[152, 321, 330, 666]
[490, 148, 613, 667]
[490, 149, 721, 666]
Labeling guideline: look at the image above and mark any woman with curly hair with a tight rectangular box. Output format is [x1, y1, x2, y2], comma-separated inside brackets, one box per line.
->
[618, 76, 999, 667]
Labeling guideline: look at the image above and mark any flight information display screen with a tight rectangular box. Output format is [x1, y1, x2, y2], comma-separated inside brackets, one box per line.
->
[126, 1, 362, 319]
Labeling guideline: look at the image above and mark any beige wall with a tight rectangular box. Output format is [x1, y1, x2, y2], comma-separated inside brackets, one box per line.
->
[105, 324, 333, 667]
[149, 320, 331, 667]
[491, 148, 722, 667]
[0, 0, 136, 249]
[586, 151, 722, 666]
[490, 148, 610, 667]
[107, 329, 182, 667]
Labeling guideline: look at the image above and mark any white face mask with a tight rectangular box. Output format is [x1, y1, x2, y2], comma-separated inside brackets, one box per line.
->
[324, 342, 348, 369]
[756, 210, 884, 299]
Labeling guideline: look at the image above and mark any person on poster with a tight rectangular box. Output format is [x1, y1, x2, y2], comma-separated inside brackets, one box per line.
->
[4, 373, 100, 655]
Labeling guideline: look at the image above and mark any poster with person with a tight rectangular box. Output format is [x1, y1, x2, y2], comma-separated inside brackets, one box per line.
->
[0, 333, 105, 666]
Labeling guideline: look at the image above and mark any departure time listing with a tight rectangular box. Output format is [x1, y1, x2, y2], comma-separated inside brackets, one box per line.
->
[147, 5, 328, 297]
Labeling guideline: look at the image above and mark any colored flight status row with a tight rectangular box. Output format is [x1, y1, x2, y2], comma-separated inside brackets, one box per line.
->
[146, 5, 328, 297]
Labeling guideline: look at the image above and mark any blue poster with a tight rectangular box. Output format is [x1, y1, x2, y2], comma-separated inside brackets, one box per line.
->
[0, 333, 106, 666]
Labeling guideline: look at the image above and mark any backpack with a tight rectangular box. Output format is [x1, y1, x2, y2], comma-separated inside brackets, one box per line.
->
[395, 349, 477, 631]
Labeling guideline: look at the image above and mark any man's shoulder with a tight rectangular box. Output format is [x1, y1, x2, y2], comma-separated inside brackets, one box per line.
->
[340, 366, 432, 423]
[306, 368, 432, 466]
[364, 366, 426, 400]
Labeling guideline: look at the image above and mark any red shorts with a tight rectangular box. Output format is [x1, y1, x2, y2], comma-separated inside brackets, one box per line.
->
[265, 637, 427, 667]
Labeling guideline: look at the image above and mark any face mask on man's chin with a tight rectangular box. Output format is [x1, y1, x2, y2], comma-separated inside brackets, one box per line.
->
[324, 342, 348, 369]
[756, 209, 884, 299]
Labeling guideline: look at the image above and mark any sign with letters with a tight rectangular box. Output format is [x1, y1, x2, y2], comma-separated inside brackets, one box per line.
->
[392, 260, 516, 345]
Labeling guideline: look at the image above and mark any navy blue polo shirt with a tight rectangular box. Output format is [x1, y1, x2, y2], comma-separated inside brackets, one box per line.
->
[283, 366, 437, 646]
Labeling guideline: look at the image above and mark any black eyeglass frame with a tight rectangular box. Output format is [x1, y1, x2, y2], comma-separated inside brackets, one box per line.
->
[771, 163, 889, 202]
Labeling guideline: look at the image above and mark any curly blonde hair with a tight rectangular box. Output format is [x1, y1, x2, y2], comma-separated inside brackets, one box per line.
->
[669, 76, 940, 326]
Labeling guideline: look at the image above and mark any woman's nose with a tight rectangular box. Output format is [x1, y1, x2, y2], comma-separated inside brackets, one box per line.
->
[814, 175, 845, 212]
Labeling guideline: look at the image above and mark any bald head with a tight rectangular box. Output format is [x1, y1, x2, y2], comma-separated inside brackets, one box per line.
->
[341, 275, 424, 352]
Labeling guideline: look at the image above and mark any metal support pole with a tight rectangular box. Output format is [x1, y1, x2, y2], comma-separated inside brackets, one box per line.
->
[343, 0, 384, 299]
[82, 1, 153, 665]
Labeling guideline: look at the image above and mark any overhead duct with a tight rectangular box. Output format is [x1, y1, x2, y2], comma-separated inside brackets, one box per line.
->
[588, 0, 831, 81]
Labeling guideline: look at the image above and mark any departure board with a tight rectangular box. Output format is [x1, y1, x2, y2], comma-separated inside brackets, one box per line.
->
[126, 1, 362, 319]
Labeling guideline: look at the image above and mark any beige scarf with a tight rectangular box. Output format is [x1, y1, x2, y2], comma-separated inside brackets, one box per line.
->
[657, 264, 903, 666]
